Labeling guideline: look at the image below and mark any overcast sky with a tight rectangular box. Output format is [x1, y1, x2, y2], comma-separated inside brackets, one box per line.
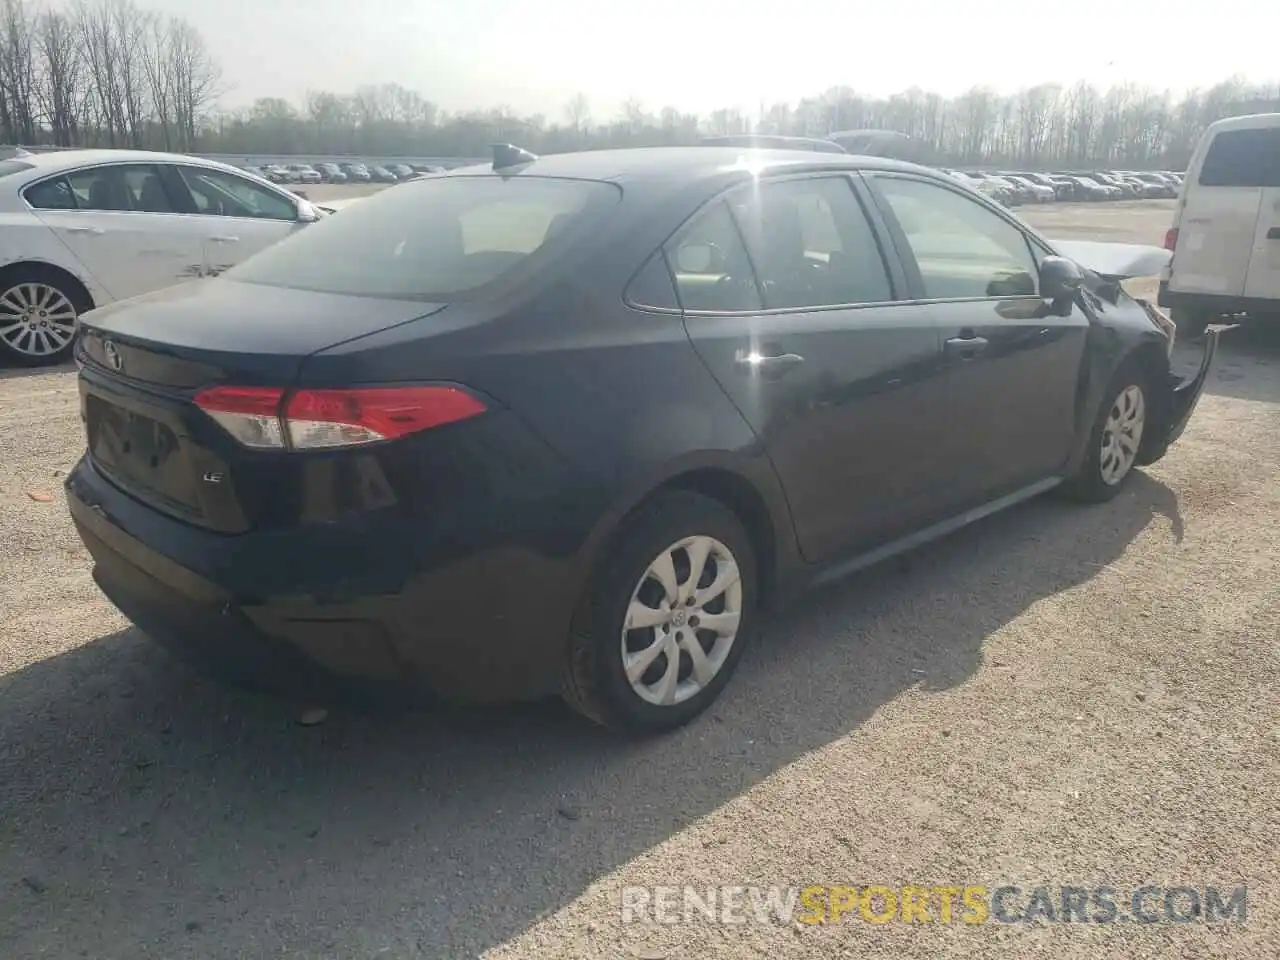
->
[144, 0, 1275, 119]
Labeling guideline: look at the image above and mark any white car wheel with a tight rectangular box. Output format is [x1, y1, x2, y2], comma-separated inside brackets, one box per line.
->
[0, 272, 86, 366]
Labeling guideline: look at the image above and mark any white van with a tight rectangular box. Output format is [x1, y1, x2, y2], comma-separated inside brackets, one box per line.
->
[1158, 112, 1280, 337]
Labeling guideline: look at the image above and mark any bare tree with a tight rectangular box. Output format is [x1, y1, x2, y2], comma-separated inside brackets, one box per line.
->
[0, 0, 37, 143]
[564, 92, 590, 137]
[34, 8, 83, 145]
[6, 3, 1280, 173]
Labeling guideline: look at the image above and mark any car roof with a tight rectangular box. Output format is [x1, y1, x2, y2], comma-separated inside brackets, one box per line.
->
[8, 148, 245, 177]
[443, 146, 937, 185]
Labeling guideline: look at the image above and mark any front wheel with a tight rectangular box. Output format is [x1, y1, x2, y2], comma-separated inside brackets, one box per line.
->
[562, 491, 757, 734]
[1062, 366, 1150, 503]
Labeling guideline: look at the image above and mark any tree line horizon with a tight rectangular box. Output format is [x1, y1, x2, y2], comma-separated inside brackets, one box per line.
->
[3, 0, 1277, 169]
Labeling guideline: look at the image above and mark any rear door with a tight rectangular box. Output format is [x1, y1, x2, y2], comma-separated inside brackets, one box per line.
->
[166, 164, 305, 275]
[25, 163, 208, 300]
[677, 173, 953, 564]
[1175, 123, 1280, 299]
[863, 172, 1088, 511]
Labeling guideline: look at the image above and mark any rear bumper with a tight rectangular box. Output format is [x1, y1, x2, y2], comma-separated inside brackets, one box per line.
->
[66, 455, 580, 703]
[1157, 282, 1279, 318]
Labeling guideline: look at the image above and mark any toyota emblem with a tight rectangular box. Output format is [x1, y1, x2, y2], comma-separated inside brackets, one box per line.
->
[103, 340, 123, 372]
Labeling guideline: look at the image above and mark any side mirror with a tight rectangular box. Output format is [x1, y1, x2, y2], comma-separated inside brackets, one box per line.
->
[1039, 255, 1083, 308]
[295, 198, 320, 223]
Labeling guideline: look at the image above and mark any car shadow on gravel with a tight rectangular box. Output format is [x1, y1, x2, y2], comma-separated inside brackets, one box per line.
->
[0, 358, 74, 381]
[0, 473, 1182, 958]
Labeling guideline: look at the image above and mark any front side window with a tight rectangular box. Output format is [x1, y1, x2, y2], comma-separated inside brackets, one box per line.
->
[664, 199, 762, 312]
[175, 167, 298, 220]
[728, 176, 893, 309]
[873, 176, 1037, 300]
[227, 175, 619, 301]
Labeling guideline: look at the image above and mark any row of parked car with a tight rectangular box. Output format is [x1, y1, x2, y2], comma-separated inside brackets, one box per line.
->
[945, 169, 1184, 206]
[245, 161, 446, 185]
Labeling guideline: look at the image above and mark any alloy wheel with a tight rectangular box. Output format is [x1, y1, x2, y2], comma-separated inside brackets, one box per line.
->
[621, 535, 743, 706]
[0, 282, 78, 358]
[1100, 384, 1145, 485]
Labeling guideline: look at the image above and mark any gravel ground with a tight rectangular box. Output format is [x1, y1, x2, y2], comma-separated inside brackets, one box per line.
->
[1, 200, 1278, 959]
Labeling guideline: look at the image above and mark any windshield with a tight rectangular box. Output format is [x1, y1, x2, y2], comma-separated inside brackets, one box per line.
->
[226, 175, 621, 301]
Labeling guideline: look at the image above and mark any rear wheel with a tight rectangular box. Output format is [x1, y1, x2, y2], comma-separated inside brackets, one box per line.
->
[1062, 364, 1150, 503]
[563, 491, 757, 734]
[1170, 307, 1212, 340]
[0, 266, 90, 366]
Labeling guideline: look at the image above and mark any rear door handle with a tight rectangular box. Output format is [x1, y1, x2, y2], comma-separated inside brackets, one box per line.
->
[1267, 226, 1280, 240]
[734, 349, 805, 379]
[64, 226, 104, 236]
[209, 235, 240, 243]
[945, 335, 989, 361]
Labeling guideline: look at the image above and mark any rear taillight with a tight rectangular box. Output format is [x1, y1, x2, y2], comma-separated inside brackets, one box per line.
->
[283, 387, 487, 449]
[194, 386, 286, 448]
[194, 385, 486, 450]
[1164, 227, 1179, 251]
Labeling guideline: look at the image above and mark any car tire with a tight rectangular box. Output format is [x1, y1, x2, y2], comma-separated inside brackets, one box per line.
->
[0, 265, 91, 366]
[1061, 361, 1152, 503]
[1170, 308, 1212, 340]
[563, 491, 758, 734]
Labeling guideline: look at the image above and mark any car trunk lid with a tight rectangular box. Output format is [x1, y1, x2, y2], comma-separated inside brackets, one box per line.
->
[76, 279, 443, 533]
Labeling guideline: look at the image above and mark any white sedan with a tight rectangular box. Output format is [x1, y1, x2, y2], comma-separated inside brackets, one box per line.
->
[0, 149, 322, 365]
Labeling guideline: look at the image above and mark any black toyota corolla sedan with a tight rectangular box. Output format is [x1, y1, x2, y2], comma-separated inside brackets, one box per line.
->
[66, 145, 1217, 733]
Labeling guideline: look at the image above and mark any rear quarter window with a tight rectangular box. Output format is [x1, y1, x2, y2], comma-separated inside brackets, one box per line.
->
[1198, 127, 1280, 187]
[24, 176, 76, 210]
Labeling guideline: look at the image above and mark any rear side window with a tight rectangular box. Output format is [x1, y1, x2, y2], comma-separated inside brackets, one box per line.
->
[728, 176, 893, 309]
[53, 164, 172, 213]
[1198, 127, 1280, 187]
[227, 176, 619, 301]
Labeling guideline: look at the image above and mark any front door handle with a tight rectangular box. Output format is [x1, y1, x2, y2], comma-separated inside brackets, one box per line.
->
[64, 225, 105, 236]
[209, 235, 240, 244]
[945, 335, 989, 361]
[1266, 226, 1280, 240]
[734, 349, 805, 380]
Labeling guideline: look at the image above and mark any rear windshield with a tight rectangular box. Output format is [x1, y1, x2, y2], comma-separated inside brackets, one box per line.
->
[1198, 127, 1280, 187]
[226, 176, 620, 301]
[0, 158, 34, 178]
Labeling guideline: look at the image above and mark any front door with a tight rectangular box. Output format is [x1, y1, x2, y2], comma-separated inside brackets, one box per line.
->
[863, 172, 1089, 511]
[28, 163, 208, 300]
[166, 165, 303, 276]
[676, 173, 951, 564]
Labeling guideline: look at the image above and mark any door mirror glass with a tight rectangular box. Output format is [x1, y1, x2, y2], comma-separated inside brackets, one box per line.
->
[1039, 256, 1083, 305]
